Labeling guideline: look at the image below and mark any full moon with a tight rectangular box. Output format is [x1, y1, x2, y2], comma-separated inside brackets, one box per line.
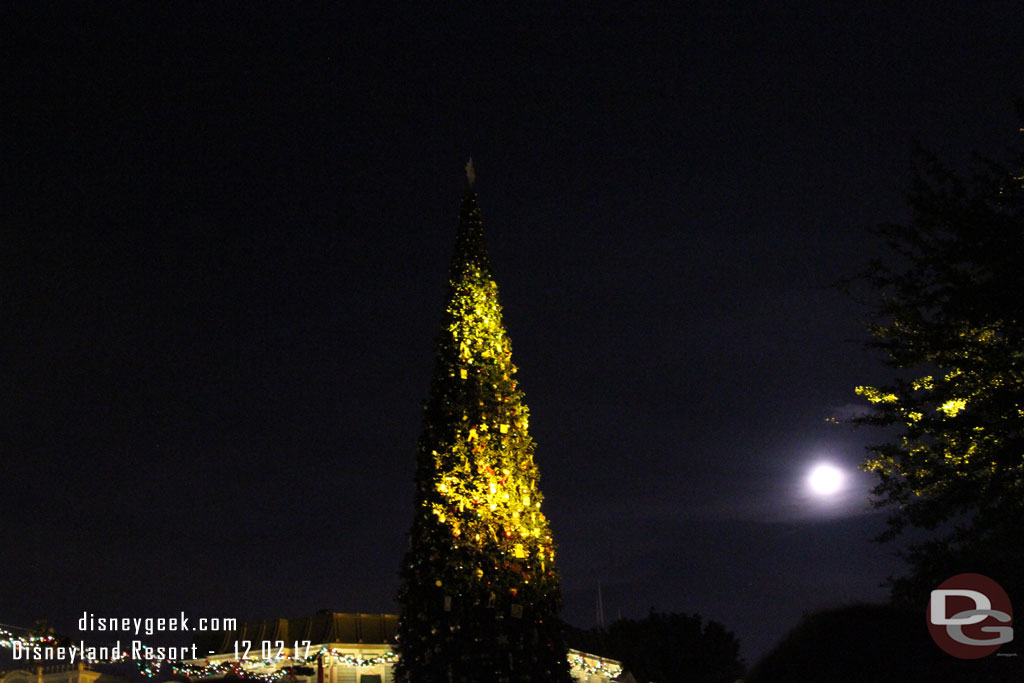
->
[807, 463, 844, 495]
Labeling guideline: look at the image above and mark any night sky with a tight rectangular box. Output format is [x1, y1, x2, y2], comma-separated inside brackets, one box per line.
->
[5, 2, 1023, 665]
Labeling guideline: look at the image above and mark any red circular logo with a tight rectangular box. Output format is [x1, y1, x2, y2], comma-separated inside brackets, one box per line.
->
[927, 573, 1014, 658]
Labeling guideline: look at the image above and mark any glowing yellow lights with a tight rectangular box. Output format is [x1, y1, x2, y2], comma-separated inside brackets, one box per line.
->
[912, 376, 935, 391]
[939, 398, 968, 417]
[856, 386, 899, 404]
[460, 368, 468, 379]
[567, 652, 624, 679]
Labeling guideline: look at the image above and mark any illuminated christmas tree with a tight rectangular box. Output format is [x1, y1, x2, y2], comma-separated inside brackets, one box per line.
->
[395, 163, 572, 683]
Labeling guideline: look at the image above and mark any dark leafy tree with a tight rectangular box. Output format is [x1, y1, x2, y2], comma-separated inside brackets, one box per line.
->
[395, 174, 572, 683]
[747, 603, 1020, 683]
[853, 116, 1024, 604]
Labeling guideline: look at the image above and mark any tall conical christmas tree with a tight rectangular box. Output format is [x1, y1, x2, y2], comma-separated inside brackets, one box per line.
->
[395, 164, 572, 683]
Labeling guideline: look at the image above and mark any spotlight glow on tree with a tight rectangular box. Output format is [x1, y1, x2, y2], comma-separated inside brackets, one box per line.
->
[395, 167, 572, 683]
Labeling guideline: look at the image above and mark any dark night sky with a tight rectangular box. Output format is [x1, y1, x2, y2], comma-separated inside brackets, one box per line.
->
[4, 1, 1023, 665]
